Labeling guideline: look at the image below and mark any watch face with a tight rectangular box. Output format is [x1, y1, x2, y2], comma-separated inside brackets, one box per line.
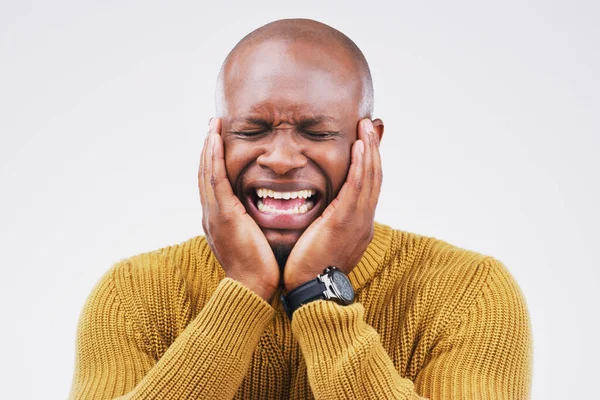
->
[331, 271, 355, 303]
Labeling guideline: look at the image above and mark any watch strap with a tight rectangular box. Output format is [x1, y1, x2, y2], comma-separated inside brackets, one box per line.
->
[281, 277, 326, 319]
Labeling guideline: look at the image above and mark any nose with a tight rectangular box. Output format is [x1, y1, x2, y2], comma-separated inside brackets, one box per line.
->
[256, 134, 308, 176]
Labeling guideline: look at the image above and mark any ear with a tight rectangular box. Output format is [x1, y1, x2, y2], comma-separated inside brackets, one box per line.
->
[372, 118, 384, 144]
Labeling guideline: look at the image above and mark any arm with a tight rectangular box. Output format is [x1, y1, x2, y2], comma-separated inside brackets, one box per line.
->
[69, 269, 274, 400]
[413, 259, 532, 399]
[291, 259, 532, 399]
[70, 117, 281, 399]
[292, 301, 426, 400]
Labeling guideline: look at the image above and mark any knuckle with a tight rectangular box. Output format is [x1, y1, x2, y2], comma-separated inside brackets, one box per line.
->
[336, 214, 353, 228]
[215, 212, 232, 224]
[206, 217, 215, 231]
[361, 226, 373, 242]
[208, 216, 226, 231]
[354, 177, 364, 191]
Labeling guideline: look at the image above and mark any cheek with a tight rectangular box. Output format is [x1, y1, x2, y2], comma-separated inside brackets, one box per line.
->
[224, 141, 255, 185]
[317, 145, 352, 193]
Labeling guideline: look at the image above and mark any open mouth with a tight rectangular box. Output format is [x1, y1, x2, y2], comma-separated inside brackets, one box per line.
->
[255, 188, 318, 215]
[246, 185, 323, 229]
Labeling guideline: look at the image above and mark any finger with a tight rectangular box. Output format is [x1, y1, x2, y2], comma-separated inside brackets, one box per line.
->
[369, 128, 383, 210]
[198, 118, 214, 199]
[209, 118, 237, 207]
[358, 118, 376, 205]
[322, 137, 365, 220]
[204, 119, 220, 209]
[198, 120, 212, 207]
[199, 136, 210, 233]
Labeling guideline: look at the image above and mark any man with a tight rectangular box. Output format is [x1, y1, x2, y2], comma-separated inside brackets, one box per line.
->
[69, 18, 532, 399]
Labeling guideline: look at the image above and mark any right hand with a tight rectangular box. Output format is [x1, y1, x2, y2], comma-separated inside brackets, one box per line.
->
[198, 117, 280, 301]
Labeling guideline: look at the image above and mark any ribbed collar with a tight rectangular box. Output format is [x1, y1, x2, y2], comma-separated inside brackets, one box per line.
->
[348, 221, 394, 290]
[205, 221, 394, 292]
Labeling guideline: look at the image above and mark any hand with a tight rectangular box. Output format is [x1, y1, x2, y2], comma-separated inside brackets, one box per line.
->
[198, 118, 280, 301]
[283, 118, 383, 292]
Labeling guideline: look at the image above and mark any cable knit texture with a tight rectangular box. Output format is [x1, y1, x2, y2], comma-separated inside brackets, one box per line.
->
[69, 222, 532, 399]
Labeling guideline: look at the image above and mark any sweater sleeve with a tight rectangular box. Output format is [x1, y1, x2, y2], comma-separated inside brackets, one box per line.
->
[292, 301, 426, 400]
[68, 268, 275, 400]
[291, 259, 532, 399]
[413, 259, 533, 399]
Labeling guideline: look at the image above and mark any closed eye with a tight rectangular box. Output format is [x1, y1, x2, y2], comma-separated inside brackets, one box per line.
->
[228, 129, 341, 139]
[301, 130, 341, 139]
[229, 130, 268, 138]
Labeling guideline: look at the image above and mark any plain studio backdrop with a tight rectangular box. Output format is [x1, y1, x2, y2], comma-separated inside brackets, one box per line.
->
[1, 1, 598, 399]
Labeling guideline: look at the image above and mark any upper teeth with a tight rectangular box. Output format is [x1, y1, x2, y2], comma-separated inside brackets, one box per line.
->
[255, 188, 316, 199]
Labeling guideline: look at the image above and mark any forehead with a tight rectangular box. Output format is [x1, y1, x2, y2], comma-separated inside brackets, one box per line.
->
[222, 39, 363, 120]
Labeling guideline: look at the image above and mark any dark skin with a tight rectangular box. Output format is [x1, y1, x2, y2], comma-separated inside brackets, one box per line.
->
[199, 38, 384, 301]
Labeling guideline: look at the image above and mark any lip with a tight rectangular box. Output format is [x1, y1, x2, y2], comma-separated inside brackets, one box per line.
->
[244, 180, 324, 230]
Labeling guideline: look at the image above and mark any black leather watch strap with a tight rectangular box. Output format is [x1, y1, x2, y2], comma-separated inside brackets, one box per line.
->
[281, 277, 326, 319]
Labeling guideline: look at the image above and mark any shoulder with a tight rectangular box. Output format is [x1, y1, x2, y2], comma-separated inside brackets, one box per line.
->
[116, 235, 209, 277]
[103, 235, 216, 355]
[106, 235, 210, 303]
[388, 226, 510, 290]
[383, 225, 527, 331]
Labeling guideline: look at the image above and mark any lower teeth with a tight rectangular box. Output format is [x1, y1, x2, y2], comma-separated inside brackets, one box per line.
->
[257, 199, 314, 215]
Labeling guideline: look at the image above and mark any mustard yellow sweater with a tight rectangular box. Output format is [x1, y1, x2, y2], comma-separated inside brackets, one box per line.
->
[69, 222, 532, 399]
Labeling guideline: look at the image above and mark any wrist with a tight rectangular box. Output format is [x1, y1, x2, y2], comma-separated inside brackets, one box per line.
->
[250, 283, 275, 302]
[228, 274, 276, 302]
[284, 274, 315, 293]
[282, 266, 356, 319]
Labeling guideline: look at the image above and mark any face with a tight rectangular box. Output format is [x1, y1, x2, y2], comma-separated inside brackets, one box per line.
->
[219, 39, 364, 252]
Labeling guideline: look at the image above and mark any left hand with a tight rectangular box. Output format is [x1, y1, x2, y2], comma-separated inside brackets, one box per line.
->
[283, 118, 383, 292]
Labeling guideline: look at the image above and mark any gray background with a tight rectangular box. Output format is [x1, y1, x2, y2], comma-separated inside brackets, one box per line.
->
[1, 0, 598, 398]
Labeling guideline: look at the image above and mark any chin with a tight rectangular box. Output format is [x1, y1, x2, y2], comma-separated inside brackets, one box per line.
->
[263, 228, 303, 250]
[262, 228, 301, 273]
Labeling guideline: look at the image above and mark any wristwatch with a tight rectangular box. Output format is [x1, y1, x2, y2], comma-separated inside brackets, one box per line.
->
[281, 266, 355, 319]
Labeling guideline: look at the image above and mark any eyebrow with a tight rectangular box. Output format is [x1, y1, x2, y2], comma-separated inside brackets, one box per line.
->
[231, 115, 337, 127]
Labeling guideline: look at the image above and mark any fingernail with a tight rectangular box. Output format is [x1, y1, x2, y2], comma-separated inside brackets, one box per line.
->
[362, 119, 374, 135]
[357, 140, 365, 154]
[208, 117, 213, 127]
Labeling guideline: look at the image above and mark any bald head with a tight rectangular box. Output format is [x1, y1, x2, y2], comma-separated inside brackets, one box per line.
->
[216, 18, 374, 118]
[211, 19, 384, 252]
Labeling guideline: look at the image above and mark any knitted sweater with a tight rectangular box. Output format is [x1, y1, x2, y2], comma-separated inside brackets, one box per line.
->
[68, 222, 532, 399]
